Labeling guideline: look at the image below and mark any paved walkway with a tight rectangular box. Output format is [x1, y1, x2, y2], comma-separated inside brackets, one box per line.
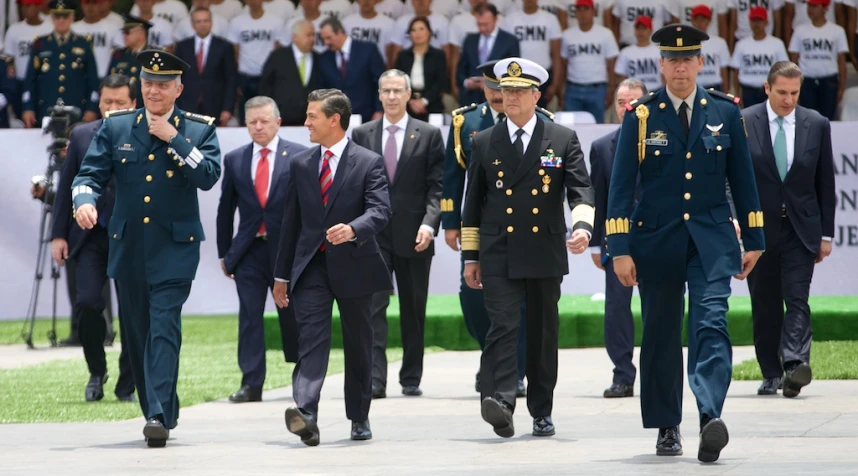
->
[2, 346, 857, 475]
[0, 343, 121, 369]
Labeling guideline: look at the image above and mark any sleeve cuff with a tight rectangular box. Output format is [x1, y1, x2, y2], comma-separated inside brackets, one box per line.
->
[589, 246, 601, 253]
[822, 236, 833, 242]
[168, 135, 204, 170]
[464, 260, 478, 263]
[274, 277, 289, 283]
[419, 224, 435, 235]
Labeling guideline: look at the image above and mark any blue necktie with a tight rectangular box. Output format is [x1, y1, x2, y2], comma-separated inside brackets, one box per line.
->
[774, 116, 788, 181]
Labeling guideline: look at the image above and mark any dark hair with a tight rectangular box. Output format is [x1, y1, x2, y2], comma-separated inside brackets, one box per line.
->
[408, 16, 432, 38]
[307, 89, 351, 130]
[99, 74, 136, 100]
[319, 17, 345, 35]
[473, 2, 498, 16]
[767, 61, 803, 86]
[191, 6, 212, 19]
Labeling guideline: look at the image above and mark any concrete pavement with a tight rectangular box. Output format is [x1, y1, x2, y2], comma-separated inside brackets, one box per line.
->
[2, 346, 857, 475]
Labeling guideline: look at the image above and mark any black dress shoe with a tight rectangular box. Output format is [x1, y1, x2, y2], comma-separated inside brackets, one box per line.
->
[350, 420, 372, 440]
[372, 383, 386, 399]
[143, 418, 169, 448]
[228, 385, 262, 403]
[782, 363, 812, 398]
[698, 418, 729, 463]
[475, 371, 481, 393]
[532, 416, 555, 437]
[284, 407, 320, 446]
[757, 377, 782, 395]
[603, 382, 634, 398]
[516, 380, 526, 398]
[104, 330, 116, 346]
[481, 396, 514, 438]
[402, 385, 422, 396]
[656, 427, 682, 456]
[116, 393, 137, 403]
[85, 374, 108, 402]
[58, 337, 81, 347]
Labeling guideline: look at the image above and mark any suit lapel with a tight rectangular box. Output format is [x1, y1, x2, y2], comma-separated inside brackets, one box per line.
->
[687, 89, 708, 148]
[788, 107, 810, 182]
[395, 117, 419, 183]
[370, 120, 382, 157]
[752, 106, 780, 180]
[324, 141, 357, 217]
[308, 147, 325, 215]
[131, 110, 150, 152]
[242, 144, 261, 207]
[507, 118, 547, 188]
[270, 138, 291, 197]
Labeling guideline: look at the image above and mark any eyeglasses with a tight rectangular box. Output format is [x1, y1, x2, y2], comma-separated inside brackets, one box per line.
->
[380, 88, 408, 96]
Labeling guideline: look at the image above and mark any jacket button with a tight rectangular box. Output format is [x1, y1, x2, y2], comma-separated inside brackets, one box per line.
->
[506, 207, 513, 214]
[716, 145, 722, 151]
[189, 236, 194, 242]
[685, 172, 692, 179]
[113, 234, 117, 239]
[143, 217, 150, 224]
[145, 175, 152, 182]
[58, 86, 65, 93]
[121, 158, 126, 163]
[148, 154, 155, 161]
[684, 192, 691, 200]
[532, 208, 539, 214]
[532, 226, 539, 233]
[683, 213, 690, 220]
[531, 189, 538, 195]
[638, 221, 643, 226]
[505, 189, 512, 196]
[686, 152, 692, 159]
[498, 171, 504, 178]
[507, 226, 514, 232]
[538, 169, 545, 176]
[654, 150, 660, 156]
[144, 196, 150, 203]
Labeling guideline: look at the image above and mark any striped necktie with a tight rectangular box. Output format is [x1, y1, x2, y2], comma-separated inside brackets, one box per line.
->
[319, 149, 334, 250]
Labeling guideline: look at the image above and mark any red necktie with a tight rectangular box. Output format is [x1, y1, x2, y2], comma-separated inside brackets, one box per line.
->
[196, 41, 204, 73]
[319, 149, 333, 250]
[255, 148, 269, 235]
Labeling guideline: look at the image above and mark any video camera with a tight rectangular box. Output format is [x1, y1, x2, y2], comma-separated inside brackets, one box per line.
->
[43, 101, 81, 159]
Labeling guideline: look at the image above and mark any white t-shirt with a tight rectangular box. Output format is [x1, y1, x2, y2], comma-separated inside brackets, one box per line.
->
[173, 10, 230, 43]
[228, 12, 283, 76]
[111, 17, 175, 49]
[726, 0, 785, 40]
[73, 18, 124, 78]
[342, 14, 395, 63]
[614, 43, 662, 92]
[283, 15, 329, 53]
[698, 35, 731, 87]
[409, 0, 462, 20]
[730, 34, 789, 86]
[673, 0, 727, 38]
[242, 0, 296, 21]
[612, 0, 675, 46]
[509, 0, 565, 17]
[4, 21, 53, 80]
[210, 0, 244, 21]
[786, 0, 838, 29]
[392, 13, 450, 49]
[560, 24, 619, 84]
[458, 0, 516, 15]
[351, 0, 407, 20]
[788, 21, 849, 78]
[502, 10, 562, 69]
[562, 0, 613, 29]
[296, 0, 352, 21]
[131, 0, 190, 26]
[447, 12, 477, 47]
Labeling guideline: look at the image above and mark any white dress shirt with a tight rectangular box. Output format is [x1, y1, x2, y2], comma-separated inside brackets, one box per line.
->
[320, 135, 349, 177]
[335, 37, 353, 70]
[506, 112, 537, 152]
[251, 135, 279, 199]
[292, 43, 313, 86]
[194, 34, 213, 70]
[766, 100, 795, 171]
[665, 86, 696, 126]
[382, 114, 435, 235]
[490, 106, 504, 124]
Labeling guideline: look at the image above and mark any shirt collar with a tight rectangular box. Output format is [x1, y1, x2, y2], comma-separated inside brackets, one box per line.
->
[506, 113, 537, 141]
[665, 86, 697, 113]
[322, 136, 349, 160]
[196, 34, 212, 45]
[145, 106, 175, 124]
[291, 43, 306, 60]
[252, 136, 280, 157]
[483, 28, 497, 40]
[766, 100, 796, 125]
[340, 37, 352, 57]
[490, 107, 501, 123]
[382, 114, 409, 132]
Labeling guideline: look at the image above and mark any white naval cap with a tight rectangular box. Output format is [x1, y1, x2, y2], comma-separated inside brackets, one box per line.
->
[492, 58, 549, 89]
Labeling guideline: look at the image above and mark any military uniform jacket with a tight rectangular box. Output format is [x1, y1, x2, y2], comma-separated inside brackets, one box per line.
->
[71, 107, 222, 284]
[109, 45, 155, 108]
[605, 87, 765, 283]
[24, 32, 99, 119]
[461, 117, 595, 279]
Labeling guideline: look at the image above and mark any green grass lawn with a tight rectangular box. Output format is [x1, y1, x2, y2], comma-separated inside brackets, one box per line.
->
[733, 341, 858, 380]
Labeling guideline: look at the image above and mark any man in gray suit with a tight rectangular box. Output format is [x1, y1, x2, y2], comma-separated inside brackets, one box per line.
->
[351, 69, 445, 399]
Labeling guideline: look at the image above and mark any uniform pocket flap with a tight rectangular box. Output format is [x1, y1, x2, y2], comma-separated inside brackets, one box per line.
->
[709, 204, 734, 223]
[113, 150, 138, 162]
[480, 224, 500, 235]
[171, 221, 205, 243]
[631, 209, 659, 229]
[702, 135, 732, 151]
[108, 218, 126, 240]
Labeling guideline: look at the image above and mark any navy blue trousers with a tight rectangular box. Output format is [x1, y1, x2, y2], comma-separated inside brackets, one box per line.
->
[800, 74, 839, 121]
[741, 86, 768, 108]
[603, 258, 636, 385]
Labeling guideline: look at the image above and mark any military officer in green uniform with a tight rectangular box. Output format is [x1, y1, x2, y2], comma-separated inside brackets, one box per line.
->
[606, 25, 765, 463]
[109, 14, 155, 108]
[72, 50, 222, 448]
[22, 0, 99, 128]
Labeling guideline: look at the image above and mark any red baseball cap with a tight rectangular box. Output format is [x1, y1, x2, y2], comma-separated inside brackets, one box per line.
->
[691, 5, 712, 19]
[807, 0, 830, 6]
[634, 16, 653, 29]
[575, 0, 594, 7]
[749, 6, 768, 21]
[18, 0, 44, 4]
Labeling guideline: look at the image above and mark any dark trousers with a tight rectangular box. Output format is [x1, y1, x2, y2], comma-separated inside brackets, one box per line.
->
[459, 259, 527, 380]
[237, 73, 261, 125]
[748, 216, 816, 378]
[371, 245, 432, 388]
[234, 238, 299, 389]
[603, 258, 636, 385]
[638, 237, 732, 429]
[741, 85, 768, 108]
[65, 258, 114, 340]
[117, 278, 191, 429]
[112, 280, 136, 398]
[800, 74, 839, 121]
[480, 275, 561, 418]
[291, 252, 373, 422]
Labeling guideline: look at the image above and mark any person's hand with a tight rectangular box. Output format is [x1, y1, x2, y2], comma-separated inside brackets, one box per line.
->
[30, 184, 45, 199]
[734, 250, 762, 280]
[414, 227, 433, 252]
[75, 203, 98, 230]
[326, 223, 356, 245]
[409, 98, 427, 115]
[273, 281, 289, 308]
[465, 77, 483, 90]
[220, 260, 234, 279]
[444, 229, 460, 251]
[613, 256, 638, 287]
[733, 220, 741, 241]
[51, 238, 68, 266]
[591, 252, 604, 270]
[816, 240, 832, 263]
[464, 262, 482, 289]
[219, 111, 232, 127]
[148, 114, 179, 143]
[565, 229, 589, 255]
[82, 111, 98, 123]
[22, 111, 36, 128]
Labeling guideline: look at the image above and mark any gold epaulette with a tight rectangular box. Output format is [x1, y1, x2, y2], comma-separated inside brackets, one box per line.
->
[452, 103, 477, 170]
[105, 108, 137, 118]
[747, 211, 764, 228]
[461, 227, 479, 251]
[536, 106, 554, 121]
[605, 218, 630, 235]
[184, 111, 216, 126]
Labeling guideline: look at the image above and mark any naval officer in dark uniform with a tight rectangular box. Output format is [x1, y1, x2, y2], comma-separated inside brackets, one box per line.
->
[462, 57, 595, 439]
[606, 25, 765, 463]
[22, 0, 100, 128]
[109, 14, 155, 108]
[72, 50, 222, 448]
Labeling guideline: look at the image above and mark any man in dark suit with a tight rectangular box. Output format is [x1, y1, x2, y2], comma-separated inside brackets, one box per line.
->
[274, 88, 392, 446]
[317, 17, 385, 123]
[260, 20, 319, 126]
[588, 78, 647, 400]
[742, 61, 836, 398]
[174, 7, 237, 126]
[456, 3, 520, 107]
[462, 58, 595, 439]
[216, 96, 305, 403]
[51, 74, 137, 403]
[351, 69, 444, 399]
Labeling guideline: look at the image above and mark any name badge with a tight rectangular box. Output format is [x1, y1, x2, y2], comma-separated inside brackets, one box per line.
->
[644, 130, 668, 146]
[117, 144, 134, 152]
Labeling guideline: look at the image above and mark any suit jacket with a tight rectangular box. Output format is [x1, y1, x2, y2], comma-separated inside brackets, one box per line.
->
[52, 119, 114, 258]
[274, 140, 392, 298]
[317, 40, 384, 122]
[456, 29, 519, 106]
[174, 36, 237, 119]
[259, 47, 319, 126]
[742, 103, 836, 254]
[461, 117, 595, 279]
[216, 137, 308, 273]
[394, 46, 448, 116]
[350, 116, 444, 258]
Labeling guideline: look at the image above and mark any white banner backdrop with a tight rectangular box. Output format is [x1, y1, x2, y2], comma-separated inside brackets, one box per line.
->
[1, 123, 856, 320]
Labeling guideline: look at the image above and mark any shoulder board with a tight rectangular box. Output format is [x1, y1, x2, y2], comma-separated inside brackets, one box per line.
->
[536, 106, 554, 121]
[2, 55, 12, 63]
[706, 88, 742, 105]
[452, 103, 478, 116]
[626, 91, 658, 111]
[105, 108, 137, 118]
[184, 111, 216, 126]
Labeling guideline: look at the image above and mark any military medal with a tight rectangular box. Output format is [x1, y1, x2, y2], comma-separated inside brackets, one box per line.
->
[41, 62, 49, 73]
[542, 175, 551, 193]
[706, 123, 723, 136]
[496, 179, 503, 189]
